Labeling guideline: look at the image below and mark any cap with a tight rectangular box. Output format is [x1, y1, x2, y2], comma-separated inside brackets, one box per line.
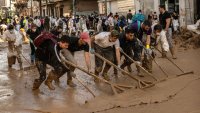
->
[80, 32, 90, 42]
[111, 30, 119, 38]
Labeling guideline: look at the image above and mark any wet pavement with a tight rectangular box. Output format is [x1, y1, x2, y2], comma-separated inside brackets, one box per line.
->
[0, 42, 199, 113]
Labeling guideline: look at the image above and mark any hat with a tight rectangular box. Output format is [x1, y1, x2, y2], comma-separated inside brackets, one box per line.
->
[80, 32, 90, 42]
[111, 30, 119, 38]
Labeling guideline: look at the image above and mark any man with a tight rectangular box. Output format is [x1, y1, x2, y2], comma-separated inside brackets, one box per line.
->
[108, 13, 114, 31]
[33, 34, 71, 90]
[159, 5, 177, 59]
[26, 24, 41, 64]
[2, 25, 23, 70]
[56, 32, 91, 87]
[50, 26, 63, 38]
[127, 10, 133, 25]
[130, 20, 153, 73]
[91, 30, 121, 81]
[152, 24, 169, 57]
[116, 26, 143, 76]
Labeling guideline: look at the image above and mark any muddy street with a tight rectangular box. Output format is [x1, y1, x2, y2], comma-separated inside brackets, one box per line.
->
[0, 42, 200, 113]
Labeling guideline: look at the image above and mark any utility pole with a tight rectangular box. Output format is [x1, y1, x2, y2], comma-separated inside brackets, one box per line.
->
[10, 0, 11, 16]
[105, 0, 107, 15]
[31, 0, 33, 17]
[73, 0, 76, 16]
[39, 0, 42, 17]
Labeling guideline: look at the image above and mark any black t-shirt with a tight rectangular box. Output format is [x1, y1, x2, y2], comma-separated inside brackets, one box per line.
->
[68, 37, 89, 53]
[26, 29, 41, 41]
[159, 11, 172, 29]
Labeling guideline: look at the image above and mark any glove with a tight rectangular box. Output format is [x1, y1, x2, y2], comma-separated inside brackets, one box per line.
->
[90, 48, 95, 54]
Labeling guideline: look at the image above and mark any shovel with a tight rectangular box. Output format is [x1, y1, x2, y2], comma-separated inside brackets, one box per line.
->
[59, 52, 134, 95]
[94, 52, 155, 89]
[155, 48, 194, 77]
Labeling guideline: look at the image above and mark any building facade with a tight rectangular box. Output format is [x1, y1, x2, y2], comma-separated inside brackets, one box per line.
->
[98, 0, 135, 15]
[39, 0, 98, 17]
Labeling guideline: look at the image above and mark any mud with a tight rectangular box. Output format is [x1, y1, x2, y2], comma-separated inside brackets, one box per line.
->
[174, 28, 200, 49]
[0, 42, 199, 113]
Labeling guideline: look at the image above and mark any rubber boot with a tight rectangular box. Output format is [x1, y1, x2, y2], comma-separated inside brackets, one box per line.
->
[31, 55, 35, 64]
[45, 71, 56, 90]
[94, 70, 100, 82]
[162, 51, 167, 58]
[67, 80, 77, 87]
[120, 62, 127, 75]
[114, 68, 118, 75]
[136, 65, 144, 77]
[127, 65, 133, 72]
[170, 47, 177, 59]
[19, 63, 23, 70]
[8, 56, 16, 69]
[54, 76, 60, 86]
[102, 73, 110, 81]
[32, 79, 43, 90]
[67, 72, 77, 87]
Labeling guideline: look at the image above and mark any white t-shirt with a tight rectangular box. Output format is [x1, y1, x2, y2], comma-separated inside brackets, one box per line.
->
[108, 17, 114, 26]
[94, 32, 120, 49]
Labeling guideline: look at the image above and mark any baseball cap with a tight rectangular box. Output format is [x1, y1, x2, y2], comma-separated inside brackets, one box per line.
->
[80, 32, 90, 42]
[111, 30, 119, 38]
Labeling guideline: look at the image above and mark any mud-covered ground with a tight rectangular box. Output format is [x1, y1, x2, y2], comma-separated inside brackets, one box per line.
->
[0, 41, 199, 113]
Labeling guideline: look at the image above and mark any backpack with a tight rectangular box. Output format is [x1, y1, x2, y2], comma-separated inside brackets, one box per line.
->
[34, 32, 57, 48]
[132, 13, 145, 23]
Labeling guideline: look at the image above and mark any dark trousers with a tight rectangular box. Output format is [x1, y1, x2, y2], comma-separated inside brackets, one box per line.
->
[94, 44, 114, 74]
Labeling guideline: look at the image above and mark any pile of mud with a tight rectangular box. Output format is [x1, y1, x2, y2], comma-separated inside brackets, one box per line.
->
[174, 28, 200, 49]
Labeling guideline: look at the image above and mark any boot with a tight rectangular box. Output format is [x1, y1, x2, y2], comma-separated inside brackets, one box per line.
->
[114, 68, 118, 75]
[102, 73, 110, 81]
[170, 47, 177, 59]
[54, 76, 60, 86]
[162, 51, 167, 58]
[94, 71, 100, 82]
[45, 71, 56, 90]
[32, 79, 43, 90]
[67, 80, 77, 87]
[127, 65, 133, 72]
[136, 65, 144, 77]
[66, 71, 77, 87]
[120, 63, 127, 75]
[31, 55, 35, 64]
[19, 63, 23, 70]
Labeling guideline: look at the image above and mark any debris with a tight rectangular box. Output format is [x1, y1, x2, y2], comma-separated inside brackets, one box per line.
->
[174, 28, 200, 49]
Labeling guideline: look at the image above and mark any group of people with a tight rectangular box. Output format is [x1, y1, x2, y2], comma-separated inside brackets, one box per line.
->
[0, 5, 178, 91]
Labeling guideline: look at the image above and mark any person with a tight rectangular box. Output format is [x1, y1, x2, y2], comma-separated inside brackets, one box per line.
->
[26, 24, 41, 64]
[56, 32, 91, 87]
[90, 30, 121, 81]
[32, 34, 71, 90]
[127, 10, 133, 25]
[172, 11, 179, 32]
[153, 12, 158, 21]
[108, 13, 114, 31]
[44, 16, 50, 31]
[152, 24, 169, 57]
[50, 26, 63, 38]
[2, 25, 23, 70]
[130, 20, 153, 73]
[115, 26, 143, 76]
[159, 5, 177, 59]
